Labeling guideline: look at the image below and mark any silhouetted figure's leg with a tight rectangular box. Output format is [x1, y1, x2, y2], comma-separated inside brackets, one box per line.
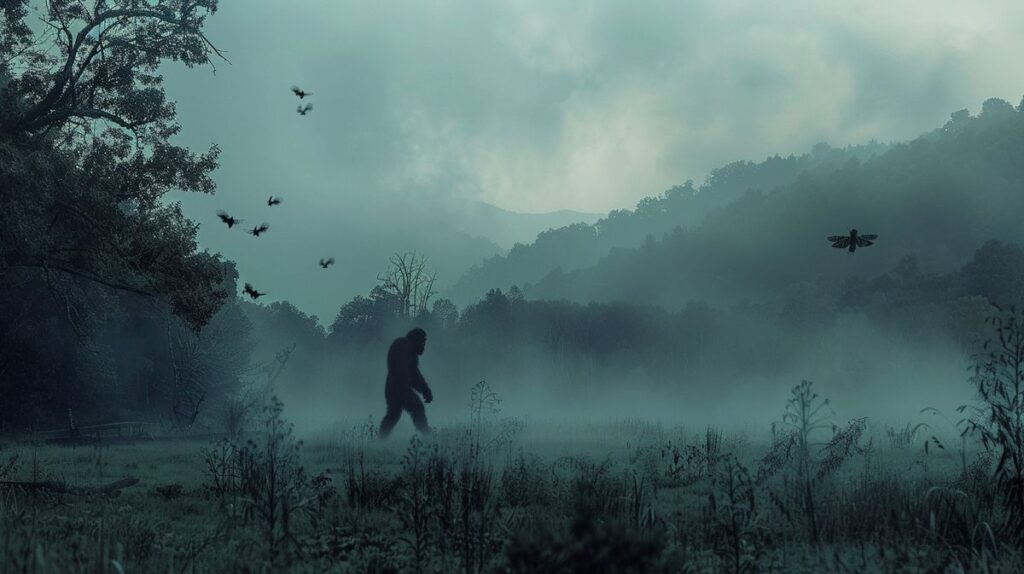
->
[404, 393, 431, 434]
[379, 400, 402, 438]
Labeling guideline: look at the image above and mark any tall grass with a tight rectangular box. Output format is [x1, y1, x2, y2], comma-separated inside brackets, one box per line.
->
[0, 376, 1022, 572]
[961, 304, 1024, 540]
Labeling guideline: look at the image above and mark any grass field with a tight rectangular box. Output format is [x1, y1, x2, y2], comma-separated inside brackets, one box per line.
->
[0, 384, 1021, 573]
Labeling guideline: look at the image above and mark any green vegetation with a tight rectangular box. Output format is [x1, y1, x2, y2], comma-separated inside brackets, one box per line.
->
[1, 376, 1021, 572]
[4, 303, 1024, 571]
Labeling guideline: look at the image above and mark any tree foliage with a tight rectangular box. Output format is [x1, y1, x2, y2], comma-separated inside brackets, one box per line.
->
[962, 305, 1024, 538]
[0, 0, 227, 329]
[0, 1, 242, 428]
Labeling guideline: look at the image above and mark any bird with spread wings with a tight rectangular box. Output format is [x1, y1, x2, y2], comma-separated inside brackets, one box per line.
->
[828, 229, 877, 253]
[243, 283, 266, 300]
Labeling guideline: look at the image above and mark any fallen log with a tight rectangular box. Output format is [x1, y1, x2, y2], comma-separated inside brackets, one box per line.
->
[0, 477, 139, 495]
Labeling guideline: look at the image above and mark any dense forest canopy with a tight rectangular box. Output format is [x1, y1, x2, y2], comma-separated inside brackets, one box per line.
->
[0, 0, 237, 429]
[1, 0, 227, 328]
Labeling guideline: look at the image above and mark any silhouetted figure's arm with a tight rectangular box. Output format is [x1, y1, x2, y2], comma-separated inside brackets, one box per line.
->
[410, 354, 433, 403]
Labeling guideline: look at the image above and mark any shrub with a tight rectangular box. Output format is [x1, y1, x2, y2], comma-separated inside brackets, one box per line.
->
[961, 304, 1024, 539]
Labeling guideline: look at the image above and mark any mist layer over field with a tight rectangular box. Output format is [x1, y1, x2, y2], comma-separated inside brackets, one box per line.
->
[268, 307, 972, 440]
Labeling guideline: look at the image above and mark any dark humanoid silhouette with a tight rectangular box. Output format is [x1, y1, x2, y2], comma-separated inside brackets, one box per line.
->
[379, 328, 433, 438]
[828, 229, 877, 253]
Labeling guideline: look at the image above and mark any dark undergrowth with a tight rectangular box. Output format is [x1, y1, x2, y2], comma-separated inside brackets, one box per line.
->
[1, 371, 1023, 573]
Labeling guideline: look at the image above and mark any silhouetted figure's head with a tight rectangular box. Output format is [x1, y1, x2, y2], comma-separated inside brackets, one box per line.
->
[407, 328, 427, 355]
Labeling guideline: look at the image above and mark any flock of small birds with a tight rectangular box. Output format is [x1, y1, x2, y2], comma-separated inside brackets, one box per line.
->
[215, 86, 332, 301]
[216, 84, 878, 301]
[292, 85, 314, 116]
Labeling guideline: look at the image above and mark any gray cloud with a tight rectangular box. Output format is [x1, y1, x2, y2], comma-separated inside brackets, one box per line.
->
[161, 0, 1024, 318]
[169, 0, 1024, 210]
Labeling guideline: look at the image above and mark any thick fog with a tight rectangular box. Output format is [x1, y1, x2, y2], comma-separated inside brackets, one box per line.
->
[272, 295, 977, 439]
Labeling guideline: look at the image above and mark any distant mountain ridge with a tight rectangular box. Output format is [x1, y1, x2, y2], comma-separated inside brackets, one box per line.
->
[509, 98, 1024, 309]
[445, 139, 889, 305]
[442, 200, 603, 250]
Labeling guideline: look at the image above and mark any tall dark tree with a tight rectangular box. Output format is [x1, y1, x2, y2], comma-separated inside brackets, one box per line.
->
[329, 286, 403, 346]
[431, 298, 459, 331]
[0, 0, 227, 329]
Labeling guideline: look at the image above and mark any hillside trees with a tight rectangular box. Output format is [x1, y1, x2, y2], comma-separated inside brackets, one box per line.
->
[447, 141, 888, 305]
[520, 100, 1024, 308]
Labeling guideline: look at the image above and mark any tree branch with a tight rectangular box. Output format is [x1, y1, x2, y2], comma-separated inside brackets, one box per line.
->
[13, 2, 226, 132]
[9, 260, 154, 298]
[20, 105, 139, 132]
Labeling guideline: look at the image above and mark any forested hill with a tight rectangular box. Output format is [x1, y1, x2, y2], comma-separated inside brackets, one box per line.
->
[456, 98, 1024, 309]
[445, 139, 889, 304]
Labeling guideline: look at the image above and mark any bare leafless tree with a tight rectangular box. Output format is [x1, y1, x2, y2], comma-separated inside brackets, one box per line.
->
[164, 311, 252, 431]
[376, 251, 437, 319]
[166, 321, 206, 431]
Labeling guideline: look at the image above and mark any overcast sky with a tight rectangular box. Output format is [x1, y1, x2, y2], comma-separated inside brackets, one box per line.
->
[166, 0, 1024, 213]
[161, 0, 1024, 319]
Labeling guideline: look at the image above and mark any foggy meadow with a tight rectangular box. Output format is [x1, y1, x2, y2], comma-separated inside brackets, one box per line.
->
[2, 1, 1024, 572]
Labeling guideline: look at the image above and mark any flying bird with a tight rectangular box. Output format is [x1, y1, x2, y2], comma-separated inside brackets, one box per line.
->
[297, 103, 313, 116]
[243, 283, 266, 300]
[216, 210, 243, 228]
[319, 257, 335, 269]
[291, 85, 312, 99]
[249, 223, 270, 237]
[267, 196, 282, 206]
[828, 229, 878, 253]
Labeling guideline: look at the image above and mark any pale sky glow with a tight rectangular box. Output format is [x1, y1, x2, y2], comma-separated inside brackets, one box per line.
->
[166, 0, 1024, 213]
[158, 0, 1024, 318]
